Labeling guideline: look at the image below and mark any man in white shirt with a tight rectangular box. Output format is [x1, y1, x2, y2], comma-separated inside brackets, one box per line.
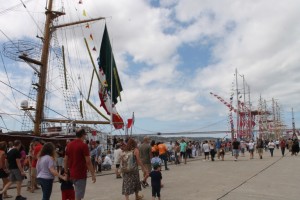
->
[248, 140, 255, 159]
[202, 141, 210, 161]
[102, 155, 112, 170]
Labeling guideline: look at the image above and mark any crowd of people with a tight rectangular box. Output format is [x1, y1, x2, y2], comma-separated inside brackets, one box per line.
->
[0, 130, 299, 200]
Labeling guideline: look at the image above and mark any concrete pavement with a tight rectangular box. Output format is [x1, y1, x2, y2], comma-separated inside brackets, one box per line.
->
[3, 149, 299, 200]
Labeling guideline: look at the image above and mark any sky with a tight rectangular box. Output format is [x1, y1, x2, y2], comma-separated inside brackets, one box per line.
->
[0, 0, 300, 138]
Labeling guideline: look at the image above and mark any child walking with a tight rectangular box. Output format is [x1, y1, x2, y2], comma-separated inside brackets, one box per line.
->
[149, 163, 162, 200]
[59, 169, 75, 200]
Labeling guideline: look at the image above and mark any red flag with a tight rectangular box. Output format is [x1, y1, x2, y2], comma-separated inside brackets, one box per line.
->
[113, 113, 124, 129]
[127, 112, 135, 128]
[91, 130, 97, 136]
[127, 119, 133, 129]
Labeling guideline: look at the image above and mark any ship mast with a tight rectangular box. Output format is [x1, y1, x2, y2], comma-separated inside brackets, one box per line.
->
[34, 0, 56, 135]
[32, 0, 105, 135]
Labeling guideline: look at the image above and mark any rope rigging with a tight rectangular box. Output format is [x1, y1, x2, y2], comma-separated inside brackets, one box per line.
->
[0, 52, 21, 114]
[0, 80, 70, 120]
[0, 0, 129, 134]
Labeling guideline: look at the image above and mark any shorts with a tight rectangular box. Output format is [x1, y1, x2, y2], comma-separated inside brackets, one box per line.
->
[257, 148, 263, 154]
[115, 164, 120, 169]
[232, 149, 239, 156]
[57, 157, 64, 167]
[180, 152, 187, 158]
[62, 189, 75, 200]
[152, 185, 161, 197]
[0, 168, 9, 178]
[73, 179, 87, 199]
[9, 169, 23, 182]
[249, 149, 254, 153]
[219, 150, 225, 155]
[204, 152, 209, 156]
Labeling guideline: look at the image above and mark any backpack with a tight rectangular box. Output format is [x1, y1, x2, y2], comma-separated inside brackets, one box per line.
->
[120, 150, 137, 173]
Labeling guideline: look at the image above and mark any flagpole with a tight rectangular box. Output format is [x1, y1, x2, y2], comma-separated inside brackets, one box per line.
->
[110, 24, 113, 150]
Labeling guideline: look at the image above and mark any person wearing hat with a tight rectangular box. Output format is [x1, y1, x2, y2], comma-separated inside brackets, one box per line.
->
[30, 137, 43, 193]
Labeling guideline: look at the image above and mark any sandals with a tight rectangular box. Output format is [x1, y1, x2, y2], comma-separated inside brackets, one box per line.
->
[116, 175, 122, 179]
[136, 194, 144, 200]
[140, 181, 149, 188]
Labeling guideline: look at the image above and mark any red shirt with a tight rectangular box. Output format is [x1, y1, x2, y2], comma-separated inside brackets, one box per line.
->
[32, 143, 43, 168]
[66, 139, 90, 179]
[280, 140, 286, 148]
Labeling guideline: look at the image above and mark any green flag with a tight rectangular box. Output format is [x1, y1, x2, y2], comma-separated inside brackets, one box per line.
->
[98, 24, 123, 104]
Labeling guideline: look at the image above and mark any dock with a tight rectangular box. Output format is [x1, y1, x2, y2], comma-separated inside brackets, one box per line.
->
[3, 149, 299, 200]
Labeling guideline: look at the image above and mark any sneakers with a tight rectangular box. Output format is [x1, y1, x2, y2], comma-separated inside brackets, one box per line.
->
[15, 196, 27, 200]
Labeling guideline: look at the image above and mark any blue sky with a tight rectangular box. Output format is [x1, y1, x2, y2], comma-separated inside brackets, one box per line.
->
[0, 0, 300, 138]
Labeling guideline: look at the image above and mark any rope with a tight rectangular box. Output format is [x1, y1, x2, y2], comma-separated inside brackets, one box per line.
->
[0, 80, 70, 120]
[0, 52, 20, 111]
[0, 0, 33, 16]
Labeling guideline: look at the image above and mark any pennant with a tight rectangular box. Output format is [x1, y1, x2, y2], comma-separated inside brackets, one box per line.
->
[83, 9, 87, 16]
[90, 34, 93, 40]
[85, 23, 90, 28]
[92, 46, 96, 51]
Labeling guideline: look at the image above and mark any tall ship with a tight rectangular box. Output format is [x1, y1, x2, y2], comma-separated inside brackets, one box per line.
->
[0, 0, 127, 146]
[210, 69, 287, 140]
